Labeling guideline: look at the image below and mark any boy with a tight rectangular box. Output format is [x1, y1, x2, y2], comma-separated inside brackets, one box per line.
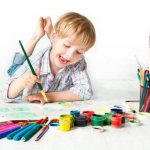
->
[1, 12, 96, 104]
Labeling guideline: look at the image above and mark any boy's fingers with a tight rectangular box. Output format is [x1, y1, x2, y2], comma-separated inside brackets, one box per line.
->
[35, 78, 41, 83]
[23, 96, 29, 100]
[40, 100, 46, 105]
[44, 16, 53, 36]
[28, 78, 36, 84]
[35, 69, 41, 75]
[24, 94, 46, 105]
[25, 93, 42, 100]
[29, 71, 41, 83]
[39, 17, 44, 28]
[28, 76, 40, 85]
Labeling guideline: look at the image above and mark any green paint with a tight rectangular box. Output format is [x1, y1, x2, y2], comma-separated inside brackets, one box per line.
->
[6, 112, 38, 118]
[0, 108, 9, 112]
[44, 107, 65, 112]
[57, 102, 65, 104]
[13, 107, 30, 111]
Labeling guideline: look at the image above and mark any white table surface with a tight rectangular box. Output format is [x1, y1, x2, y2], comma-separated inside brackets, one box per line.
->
[0, 99, 150, 150]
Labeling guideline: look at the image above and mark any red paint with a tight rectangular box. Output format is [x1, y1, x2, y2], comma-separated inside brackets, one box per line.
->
[111, 114, 122, 128]
[82, 111, 94, 124]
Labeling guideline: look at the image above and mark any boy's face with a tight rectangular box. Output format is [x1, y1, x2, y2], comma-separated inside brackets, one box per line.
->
[50, 34, 87, 70]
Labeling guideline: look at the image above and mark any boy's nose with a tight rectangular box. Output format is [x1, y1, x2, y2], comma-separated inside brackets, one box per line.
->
[65, 49, 74, 60]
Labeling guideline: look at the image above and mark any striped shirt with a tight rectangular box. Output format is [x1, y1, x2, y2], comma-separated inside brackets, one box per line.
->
[0, 47, 93, 102]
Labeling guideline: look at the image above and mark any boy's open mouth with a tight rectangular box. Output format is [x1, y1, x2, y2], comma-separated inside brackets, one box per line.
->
[58, 55, 70, 64]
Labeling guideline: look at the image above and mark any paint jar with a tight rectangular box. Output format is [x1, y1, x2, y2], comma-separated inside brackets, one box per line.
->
[91, 114, 106, 126]
[111, 108, 123, 115]
[82, 111, 94, 124]
[70, 110, 80, 117]
[59, 114, 74, 131]
[111, 114, 122, 128]
[104, 113, 112, 125]
[74, 115, 87, 127]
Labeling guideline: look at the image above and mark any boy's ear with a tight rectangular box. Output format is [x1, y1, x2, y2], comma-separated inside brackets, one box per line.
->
[50, 31, 58, 43]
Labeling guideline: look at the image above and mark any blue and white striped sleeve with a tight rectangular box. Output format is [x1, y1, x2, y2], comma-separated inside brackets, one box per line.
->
[0, 59, 31, 102]
[69, 58, 93, 100]
[7, 53, 26, 77]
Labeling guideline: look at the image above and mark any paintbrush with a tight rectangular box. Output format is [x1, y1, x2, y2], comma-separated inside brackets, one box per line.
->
[19, 40, 48, 102]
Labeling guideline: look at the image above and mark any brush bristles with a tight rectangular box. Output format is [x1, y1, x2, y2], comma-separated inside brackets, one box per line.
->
[40, 90, 48, 102]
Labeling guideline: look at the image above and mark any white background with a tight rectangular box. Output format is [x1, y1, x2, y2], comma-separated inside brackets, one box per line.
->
[0, 0, 150, 101]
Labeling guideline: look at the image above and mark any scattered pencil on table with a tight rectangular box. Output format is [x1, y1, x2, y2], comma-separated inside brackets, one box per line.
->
[125, 100, 139, 103]
[35, 120, 51, 141]
[19, 40, 48, 103]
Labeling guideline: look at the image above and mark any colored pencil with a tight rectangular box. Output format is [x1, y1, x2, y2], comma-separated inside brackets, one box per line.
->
[140, 75, 149, 110]
[0, 126, 21, 139]
[125, 100, 139, 102]
[6, 124, 33, 140]
[0, 124, 20, 133]
[13, 124, 36, 141]
[21, 124, 42, 141]
[0, 122, 14, 127]
[19, 40, 48, 102]
[41, 117, 48, 124]
[35, 120, 51, 141]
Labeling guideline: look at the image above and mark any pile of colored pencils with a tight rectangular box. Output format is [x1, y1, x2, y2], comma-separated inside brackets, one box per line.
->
[0, 117, 50, 142]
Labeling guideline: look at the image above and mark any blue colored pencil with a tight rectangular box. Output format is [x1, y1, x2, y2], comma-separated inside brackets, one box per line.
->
[7, 124, 33, 140]
[13, 124, 36, 141]
[0, 126, 21, 139]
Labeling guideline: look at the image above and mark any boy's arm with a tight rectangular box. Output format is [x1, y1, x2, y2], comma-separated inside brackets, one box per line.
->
[1, 48, 48, 102]
[24, 91, 81, 103]
[7, 77, 25, 99]
[48, 91, 81, 102]
[7, 34, 42, 77]
[8, 70, 40, 99]
[23, 35, 41, 56]
[21, 17, 46, 56]
[7, 17, 51, 77]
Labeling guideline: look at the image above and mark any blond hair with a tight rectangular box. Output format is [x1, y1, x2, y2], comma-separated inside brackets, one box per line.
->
[54, 12, 96, 49]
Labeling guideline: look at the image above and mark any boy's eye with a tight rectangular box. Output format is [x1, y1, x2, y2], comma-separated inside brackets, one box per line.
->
[64, 44, 70, 48]
[76, 51, 83, 55]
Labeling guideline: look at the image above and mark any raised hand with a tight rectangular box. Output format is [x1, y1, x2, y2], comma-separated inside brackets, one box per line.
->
[34, 17, 45, 40]
[44, 16, 53, 39]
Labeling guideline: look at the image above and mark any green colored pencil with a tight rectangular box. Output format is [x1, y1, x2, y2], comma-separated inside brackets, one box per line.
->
[21, 124, 42, 141]
[19, 40, 48, 102]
